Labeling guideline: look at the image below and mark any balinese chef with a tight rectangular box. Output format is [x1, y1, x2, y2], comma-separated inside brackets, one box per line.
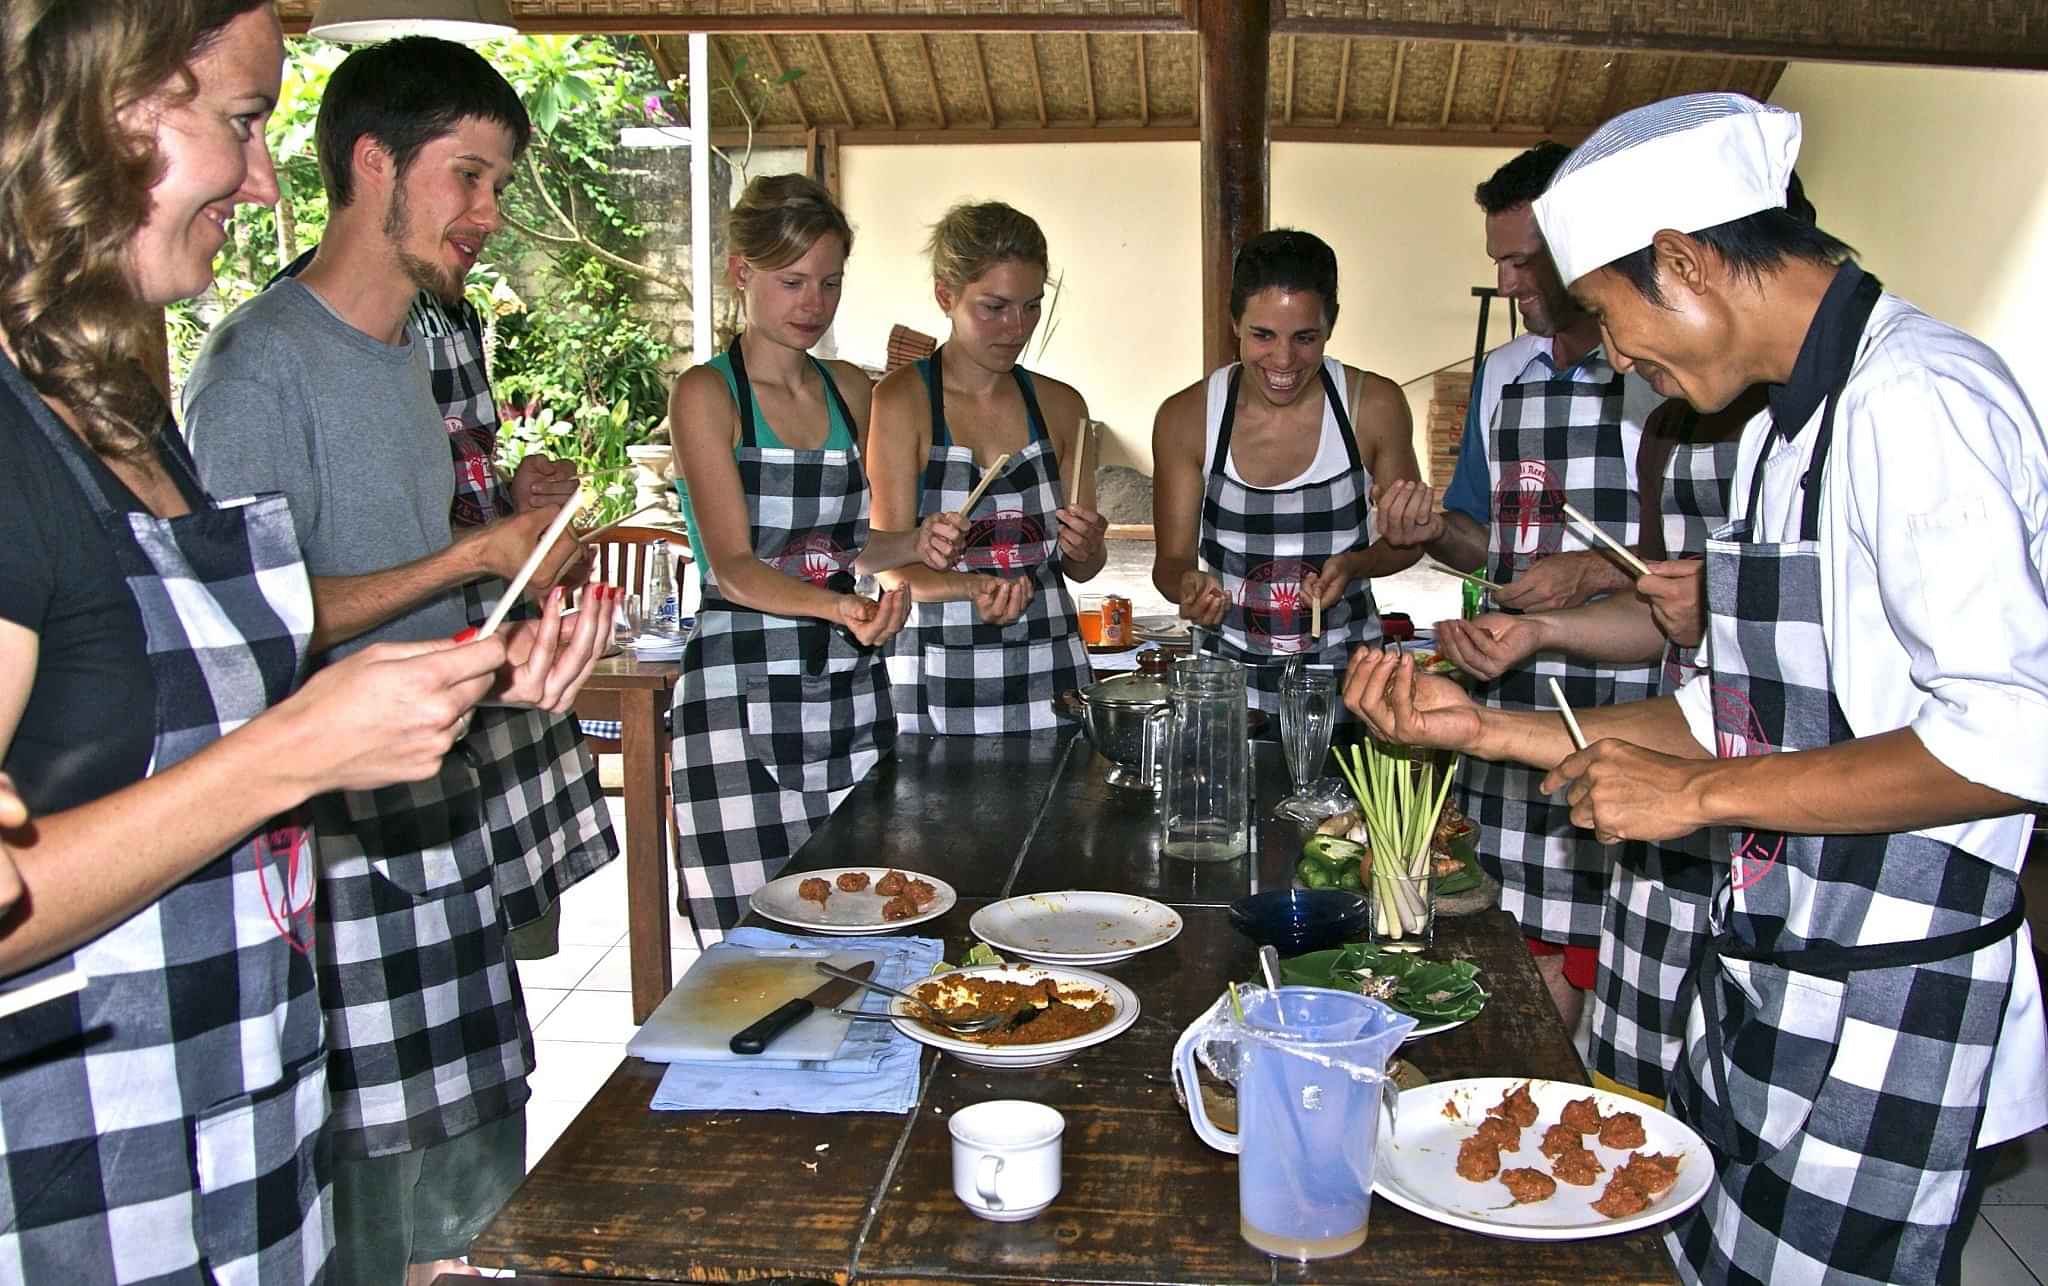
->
[1343, 92, 2048, 1285]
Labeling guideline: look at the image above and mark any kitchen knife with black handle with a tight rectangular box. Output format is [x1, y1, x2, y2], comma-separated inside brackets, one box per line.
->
[728, 958, 877, 1055]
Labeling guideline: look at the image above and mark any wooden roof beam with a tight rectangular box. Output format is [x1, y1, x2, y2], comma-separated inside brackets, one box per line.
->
[426, 15, 1191, 35]
[972, 34, 996, 126]
[1333, 38, 1352, 126]
[758, 37, 810, 128]
[814, 36, 856, 126]
[1136, 34, 1151, 126]
[1284, 35, 1298, 126]
[1659, 53, 1685, 101]
[1546, 50, 1573, 131]
[1491, 46, 1517, 129]
[1080, 34, 1098, 125]
[640, 35, 678, 86]
[920, 34, 946, 127]
[861, 34, 897, 129]
[1440, 41, 1463, 128]
[1384, 41, 1406, 127]
[1598, 52, 1630, 125]
[1027, 35, 1049, 127]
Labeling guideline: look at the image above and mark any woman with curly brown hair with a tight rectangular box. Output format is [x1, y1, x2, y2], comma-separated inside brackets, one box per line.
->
[0, 3, 598, 1279]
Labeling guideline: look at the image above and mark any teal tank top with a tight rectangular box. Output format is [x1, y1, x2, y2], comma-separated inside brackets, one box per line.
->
[674, 350, 858, 565]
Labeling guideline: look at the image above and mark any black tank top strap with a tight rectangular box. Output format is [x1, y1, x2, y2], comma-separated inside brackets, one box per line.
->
[725, 332, 760, 449]
[810, 356, 857, 443]
[1211, 367, 1243, 479]
[1319, 362, 1363, 472]
[920, 350, 950, 449]
[1013, 366, 1050, 446]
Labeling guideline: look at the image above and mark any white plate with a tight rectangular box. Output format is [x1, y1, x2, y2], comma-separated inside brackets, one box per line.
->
[1133, 614, 1190, 642]
[1372, 1077, 1709, 1241]
[890, 964, 1140, 1068]
[749, 868, 957, 935]
[970, 891, 1183, 965]
[1402, 1013, 1474, 1044]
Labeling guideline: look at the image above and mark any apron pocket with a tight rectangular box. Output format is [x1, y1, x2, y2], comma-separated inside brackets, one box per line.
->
[742, 667, 890, 795]
[338, 753, 493, 899]
[1678, 955, 1847, 1165]
[192, 1050, 330, 1286]
[920, 638, 1062, 734]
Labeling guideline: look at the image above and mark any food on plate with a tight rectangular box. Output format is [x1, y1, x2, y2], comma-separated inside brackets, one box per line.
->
[1591, 1175, 1652, 1218]
[1615, 1151, 1682, 1197]
[1488, 1082, 1539, 1129]
[798, 877, 831, 906]
[875, 869, 910, 896]
[1456, 1136, 1503, 1181]
[1275, 944, 1489, 1025]
[1598, 1109, 1648, 1150]
[911, 973, 1116, 1047]
[1550, 1144, 1604, 1187]
[1538, 1123, 1582, 1161]
[1471, 1115, 1520, 1150]
[1559, 1095, 1603, 1134]
[835, 871, 870, 892]
[1434, 804, 1476, 847]
[880, 894, 919, 921]
[905, 878, 939, 908]
[1499, 1167, 1557, 1205]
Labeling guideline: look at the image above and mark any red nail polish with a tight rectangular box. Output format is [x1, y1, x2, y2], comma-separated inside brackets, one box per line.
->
[452, 627, 479, 643]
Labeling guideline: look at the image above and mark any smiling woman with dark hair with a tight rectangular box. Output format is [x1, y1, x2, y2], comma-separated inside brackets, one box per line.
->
[1149, 228, 1423, 714]
[0, 4, 540, 1280]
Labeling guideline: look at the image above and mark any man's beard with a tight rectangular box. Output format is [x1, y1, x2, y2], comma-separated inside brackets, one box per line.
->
[383, 184, 464, 306]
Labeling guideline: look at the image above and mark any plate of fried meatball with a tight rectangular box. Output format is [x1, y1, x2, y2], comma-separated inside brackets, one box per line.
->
[1373, 1077, 1707, 1240]
[748, 867, 958, 934]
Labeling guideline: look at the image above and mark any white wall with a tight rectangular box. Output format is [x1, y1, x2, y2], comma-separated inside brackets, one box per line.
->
[837, 138, 1525, 474]
[1771, 63, 2048, 416]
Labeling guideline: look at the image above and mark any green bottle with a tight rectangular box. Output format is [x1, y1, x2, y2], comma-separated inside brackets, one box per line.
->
[1462, 572, 1485, 621]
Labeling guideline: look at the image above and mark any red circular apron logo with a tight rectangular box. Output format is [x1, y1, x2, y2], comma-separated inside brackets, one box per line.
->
[1493, 461, 1564, 558]
[1711, 683, 1785, 888]
[1238, 558, 1314, 654]
[962, 508, 1050, 574]
[773, 534, 854, 587]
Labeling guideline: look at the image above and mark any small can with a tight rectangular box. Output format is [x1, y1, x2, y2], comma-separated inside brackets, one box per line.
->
[1100, 595, 1132, 646]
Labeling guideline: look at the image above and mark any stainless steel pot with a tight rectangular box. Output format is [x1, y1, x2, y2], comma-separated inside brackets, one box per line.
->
[1057, 669, 1172, 790]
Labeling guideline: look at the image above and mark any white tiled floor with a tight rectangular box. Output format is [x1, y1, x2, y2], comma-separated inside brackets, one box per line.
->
[515, 557, 2048, 1281]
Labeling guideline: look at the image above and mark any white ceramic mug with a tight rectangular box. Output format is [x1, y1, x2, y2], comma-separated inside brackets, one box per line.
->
[948, 1100, 1064, 1222]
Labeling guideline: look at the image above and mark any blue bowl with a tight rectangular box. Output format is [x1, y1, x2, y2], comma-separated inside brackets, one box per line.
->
[1228, 889, 1370, 956]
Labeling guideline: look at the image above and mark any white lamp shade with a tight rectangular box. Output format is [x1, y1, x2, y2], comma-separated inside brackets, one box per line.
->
[308, 0, 516, 44]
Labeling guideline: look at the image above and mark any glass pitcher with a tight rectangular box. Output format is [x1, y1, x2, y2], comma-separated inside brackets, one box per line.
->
[1173, 987, 1417, 1259]
[1159, 654, 1250, 863]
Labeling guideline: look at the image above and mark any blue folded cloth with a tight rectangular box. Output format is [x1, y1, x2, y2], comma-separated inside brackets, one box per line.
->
[649, 926, 942, 1114]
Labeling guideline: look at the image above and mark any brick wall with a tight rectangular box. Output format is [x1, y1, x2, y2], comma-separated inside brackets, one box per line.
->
[1425, 367, 1473, 503]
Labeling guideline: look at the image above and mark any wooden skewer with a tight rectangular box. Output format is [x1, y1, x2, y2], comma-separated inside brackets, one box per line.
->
[1426, 562, 1505, 592]
[1310, 593, 1322, 641]
[479, 486, 587, 639]
[958, 452, 1012, 516]
[576, 501, 665, 544]
[1560, 501, 1652, 578]
[1548, 676, 1589, 751]
[1071, 417, 1091, 509]
[0, 970, 86, 1022]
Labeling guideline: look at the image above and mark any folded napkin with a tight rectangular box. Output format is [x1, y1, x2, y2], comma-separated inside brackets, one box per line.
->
[649, 926, 942, 1114]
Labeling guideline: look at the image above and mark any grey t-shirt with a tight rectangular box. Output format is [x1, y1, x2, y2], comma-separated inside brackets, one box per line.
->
[184, 280, 468, 655]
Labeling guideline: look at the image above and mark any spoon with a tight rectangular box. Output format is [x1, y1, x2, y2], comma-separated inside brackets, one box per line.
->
[814, 962, 1017, 1034]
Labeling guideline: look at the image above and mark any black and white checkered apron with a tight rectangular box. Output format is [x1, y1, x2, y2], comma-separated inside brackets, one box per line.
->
[0, 376, 330, 1284]
[670, 336, 896, 931]
[885, 351, 1090, 734]
[1670, 272, 2023, 1285]
[1590, 408, 1739, 1100]
[1197, 358, 1381, 714]
[413, 291, 617, 930]
[1461, 362, 1659, 948]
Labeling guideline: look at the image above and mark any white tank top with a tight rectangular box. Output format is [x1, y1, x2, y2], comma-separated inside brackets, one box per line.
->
[1202, 355, 1357, 488]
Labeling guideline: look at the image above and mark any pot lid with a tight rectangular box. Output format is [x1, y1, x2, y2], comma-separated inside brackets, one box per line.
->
[1086, 670, 1170, 706]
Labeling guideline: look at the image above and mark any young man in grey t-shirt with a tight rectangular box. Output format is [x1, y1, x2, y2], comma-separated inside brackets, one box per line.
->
[185, 37, 609, 1286]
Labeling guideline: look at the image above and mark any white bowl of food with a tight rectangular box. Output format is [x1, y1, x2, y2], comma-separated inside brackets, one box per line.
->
[889, 964, 1140, 1068]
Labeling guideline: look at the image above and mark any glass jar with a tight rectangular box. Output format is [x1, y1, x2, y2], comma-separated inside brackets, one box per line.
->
[1159, 654, 1251, 863]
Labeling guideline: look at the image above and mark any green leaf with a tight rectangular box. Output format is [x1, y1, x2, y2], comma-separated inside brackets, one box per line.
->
[774, 67, 806, 84]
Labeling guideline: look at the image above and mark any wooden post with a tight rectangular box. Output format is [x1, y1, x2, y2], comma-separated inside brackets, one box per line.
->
[1196, 0, 1269, 371]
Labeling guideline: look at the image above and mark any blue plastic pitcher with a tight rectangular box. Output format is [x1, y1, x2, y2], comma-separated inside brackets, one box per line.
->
[1174, 986, 1416, 1259]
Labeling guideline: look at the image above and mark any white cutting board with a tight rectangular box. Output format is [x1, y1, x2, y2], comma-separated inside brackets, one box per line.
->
[627, 943, 890, 1064]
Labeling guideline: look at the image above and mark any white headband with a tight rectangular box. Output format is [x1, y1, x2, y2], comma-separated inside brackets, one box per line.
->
[1533, 93, 1803, 286]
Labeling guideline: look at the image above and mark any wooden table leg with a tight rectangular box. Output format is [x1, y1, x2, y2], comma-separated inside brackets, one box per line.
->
[622, 687, 674, 1023]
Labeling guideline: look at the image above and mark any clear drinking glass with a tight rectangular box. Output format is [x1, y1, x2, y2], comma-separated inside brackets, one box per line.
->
[1160, 655, 1251, 863]
[1277, 668, 1339, 822]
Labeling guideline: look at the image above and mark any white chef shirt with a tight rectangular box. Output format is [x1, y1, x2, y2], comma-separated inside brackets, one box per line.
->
[1675, 292, 2048, 1145]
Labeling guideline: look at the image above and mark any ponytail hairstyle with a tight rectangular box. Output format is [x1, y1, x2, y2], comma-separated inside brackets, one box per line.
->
[0, 0, 268, 456]
[725, 172, 853, 277]
[924, 200, 1048, 292]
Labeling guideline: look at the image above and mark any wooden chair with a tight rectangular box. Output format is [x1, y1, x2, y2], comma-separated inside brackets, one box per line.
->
[586, 524, 689, 606]
[886, 324, 937, 373]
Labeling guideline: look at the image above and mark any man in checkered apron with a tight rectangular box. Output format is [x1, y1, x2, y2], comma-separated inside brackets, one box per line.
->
[1379, 144, 1666, 1035]
[1351, 93, 2048, 1284]
[185, 38, 614, 1286]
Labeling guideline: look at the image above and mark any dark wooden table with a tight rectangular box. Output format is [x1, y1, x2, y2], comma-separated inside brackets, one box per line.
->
[573, 656, 682, 1022]
[475, 735, 1680, 1285]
